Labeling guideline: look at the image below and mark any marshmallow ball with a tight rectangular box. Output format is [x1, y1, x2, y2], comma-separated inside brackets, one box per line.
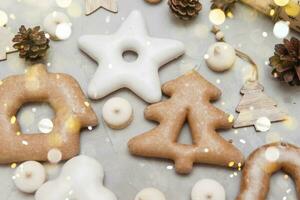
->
[43, 11, 71, 40]
[205, 42, 236, 72]
[191, 179, 225, 200]
[135, 188, 166, 200]
[13, 161, 46, 193]
[102, 97, 133, 129]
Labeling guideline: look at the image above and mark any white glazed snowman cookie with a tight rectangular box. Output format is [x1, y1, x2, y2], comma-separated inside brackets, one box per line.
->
[205, 42, 236, 72]
[43, 11, 72, 40]
[13, 161, 46, 193]
[102, 97, 133, 129]
[78, 10, 185, 103]
[191, 179, 226, 200]
[35, 155, 117, 200]
[135, 188, 166, 200]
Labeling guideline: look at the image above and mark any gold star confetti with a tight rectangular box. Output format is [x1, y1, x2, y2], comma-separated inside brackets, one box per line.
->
[10, 116, 16, 124]
[65, 116, 80, 133]
[270, 9, 275, 16]
[228, 114, 234, 123]
[84, 101, 90, 107]
[10, 163, 17, 169]
[228, 161, 235, 167]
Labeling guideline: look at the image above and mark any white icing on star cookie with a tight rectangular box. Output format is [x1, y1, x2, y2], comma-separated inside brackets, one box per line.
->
[78, 10, 185, 103]
[191, 179, 225, 200]
[102, 97, 133, 129]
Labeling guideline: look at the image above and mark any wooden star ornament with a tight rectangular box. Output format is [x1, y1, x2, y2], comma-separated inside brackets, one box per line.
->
[85, 0, 118, 15]
[0, 26, 17, 61]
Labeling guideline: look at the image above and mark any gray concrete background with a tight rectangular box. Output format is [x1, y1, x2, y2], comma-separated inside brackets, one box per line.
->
[0, 0, 300, 199]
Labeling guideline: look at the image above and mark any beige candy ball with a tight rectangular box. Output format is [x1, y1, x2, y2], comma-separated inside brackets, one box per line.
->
[13, 161, 46, 193]
[205, 42, 236, 72]
[191, 179, 225, 200]
[135, 188, 166, 200]
[102, 97, 133, 129]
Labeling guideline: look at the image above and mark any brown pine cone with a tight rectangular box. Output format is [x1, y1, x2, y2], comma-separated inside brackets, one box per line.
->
[168, 0, 202, 20]
[13, 25, 50, 60]
[269, 37, 300, 86]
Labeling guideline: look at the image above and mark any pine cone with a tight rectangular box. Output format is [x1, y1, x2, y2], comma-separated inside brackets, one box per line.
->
[168, 0, 202, 20]
[13, 25, 50, 60]
[211, 0, 237, 14]
[269, 37, 300, 86]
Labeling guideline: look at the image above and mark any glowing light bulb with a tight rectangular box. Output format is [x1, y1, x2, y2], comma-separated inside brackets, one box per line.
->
[209, 9, 226, 25]
[0, 10, 8, 26]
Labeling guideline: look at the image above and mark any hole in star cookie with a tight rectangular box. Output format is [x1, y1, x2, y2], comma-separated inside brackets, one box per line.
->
[17, 102, 55, 134]
[122, 50, 139, 62]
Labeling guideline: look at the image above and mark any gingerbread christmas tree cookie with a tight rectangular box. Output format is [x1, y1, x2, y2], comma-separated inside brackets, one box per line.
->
[128, 70, 244, 174]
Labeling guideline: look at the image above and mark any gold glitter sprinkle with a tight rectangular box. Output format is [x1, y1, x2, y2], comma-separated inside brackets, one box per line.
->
[16, 131, 21, 136]
[66, 116, 80, 133]
[284, 174, 289, 179]
[270, 9, 275, 16]
[228, 161, 235, 167]
[48, 133, 63, 147]
[0, 80, 3, 85]
[10, 163, 17, 169]
[227, 11, 233, 18]
[84, 101, 90, 107]
[10, 116, 16, 124]
[228, 114, 234, 123]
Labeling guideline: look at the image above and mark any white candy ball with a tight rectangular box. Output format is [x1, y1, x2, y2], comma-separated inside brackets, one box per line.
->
[43, 11, 71, 40]
[255, 117, 271, 132]
[191, 179, 225, 200]
[13, 161, 46, 193]
[205, 42, 236, 72]
[135, 188, 166, 200]
[102, 97, 133, 129]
